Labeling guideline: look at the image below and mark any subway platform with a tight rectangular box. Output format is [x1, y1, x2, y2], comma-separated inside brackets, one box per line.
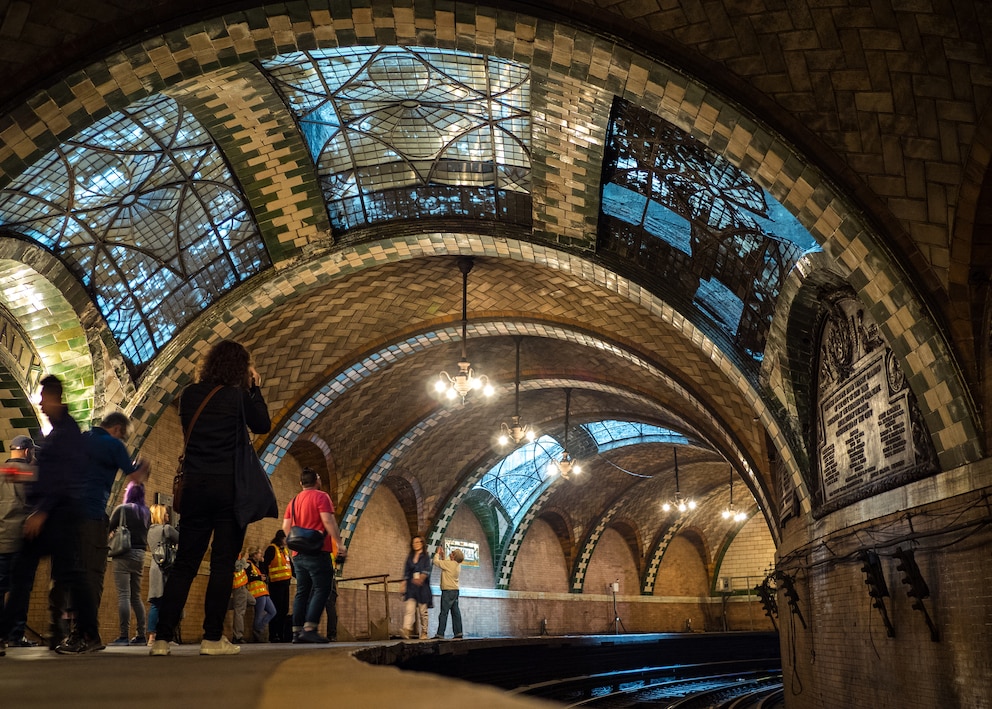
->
[0, 638, 554, 709]
[0, 632, 780, 709]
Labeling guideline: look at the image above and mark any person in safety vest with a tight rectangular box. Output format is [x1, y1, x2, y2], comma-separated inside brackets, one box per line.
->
[246, 548, 276, 642]
[263, 530, 293, 642]
[229, 551, 253, 644]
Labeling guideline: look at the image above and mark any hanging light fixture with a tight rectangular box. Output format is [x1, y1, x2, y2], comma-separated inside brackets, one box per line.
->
[550, 388, 581, 479]
[721, 466, 747, 522]
[434, 256, 494, 404]
[498, 336, 535, 446]
[662, 447, 696, 512]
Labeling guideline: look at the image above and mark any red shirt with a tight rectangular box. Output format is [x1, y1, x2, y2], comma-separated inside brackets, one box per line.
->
[284, 488, 335, 554]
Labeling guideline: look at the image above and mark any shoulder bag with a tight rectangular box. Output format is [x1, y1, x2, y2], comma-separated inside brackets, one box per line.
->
[286, 495, 326, 554]
[107, 505, 131, 558]
[172, 385, 222, 514]
[232, 391, 278, 528]
[152, 526, 178, 570]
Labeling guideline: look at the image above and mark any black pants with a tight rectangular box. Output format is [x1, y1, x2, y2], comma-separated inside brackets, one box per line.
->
[268, 580, 292, 641]
[156, 474, 246, 642]
[0, 504, 98, 641]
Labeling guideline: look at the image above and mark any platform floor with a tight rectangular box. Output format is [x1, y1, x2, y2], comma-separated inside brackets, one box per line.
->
[0, 639, 557, 709]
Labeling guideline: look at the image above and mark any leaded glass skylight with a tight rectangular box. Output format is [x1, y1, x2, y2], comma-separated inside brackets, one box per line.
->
[475, 435, 561, 520]
[261, 47, 532, 231]
[600, 98, 820, 364]
[0, 94, 269, 368]
[582, 420, 687, 453]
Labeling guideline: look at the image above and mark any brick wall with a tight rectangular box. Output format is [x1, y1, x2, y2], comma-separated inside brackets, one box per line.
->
[717, 516, 776, 588]
[778, 483, 992, 709]
[22, 414, 771, 642]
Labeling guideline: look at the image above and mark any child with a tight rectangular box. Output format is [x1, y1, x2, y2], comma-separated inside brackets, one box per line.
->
[432, 545, 465, 639]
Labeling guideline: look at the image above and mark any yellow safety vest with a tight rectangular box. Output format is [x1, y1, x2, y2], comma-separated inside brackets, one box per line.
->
[233, 566, 248, 589]
[246, 561, 268, 598]
[268, 544, 292, 583]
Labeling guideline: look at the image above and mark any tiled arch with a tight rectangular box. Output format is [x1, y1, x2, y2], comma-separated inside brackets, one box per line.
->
[4, 2, 972, 509]
[0, 239, 112, 426]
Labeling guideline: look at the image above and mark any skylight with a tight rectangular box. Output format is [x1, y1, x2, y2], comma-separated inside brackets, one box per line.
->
[0, 94, 269, 367]
[600, 98, 820, 363]
[261, 46, 532, 231]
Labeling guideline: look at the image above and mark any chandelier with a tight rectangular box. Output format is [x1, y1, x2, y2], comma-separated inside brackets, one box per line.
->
[498, 336, 535, 446]
[662, 447, 695, 512]
[721, 466, 747, 522]
[434, 257, 494, 404]
[550, 388, 581, 479]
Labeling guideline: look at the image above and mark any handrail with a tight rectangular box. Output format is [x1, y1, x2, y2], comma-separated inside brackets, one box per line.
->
[339, 573, 392, 639]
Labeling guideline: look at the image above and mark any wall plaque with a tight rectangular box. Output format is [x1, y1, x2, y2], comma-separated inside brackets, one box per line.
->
[813, 293, 936, 513]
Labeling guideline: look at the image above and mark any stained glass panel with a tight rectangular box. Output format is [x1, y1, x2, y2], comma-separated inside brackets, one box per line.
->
[262, 47, 532, 231]
[0, 94, 269, 368]
[600, 98, 820, 364]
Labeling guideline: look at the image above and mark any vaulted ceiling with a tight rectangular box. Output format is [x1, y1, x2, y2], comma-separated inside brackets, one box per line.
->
[1, 1, 989, 573]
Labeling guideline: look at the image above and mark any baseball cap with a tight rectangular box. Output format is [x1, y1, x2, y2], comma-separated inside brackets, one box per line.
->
[10, 435, 35, 450]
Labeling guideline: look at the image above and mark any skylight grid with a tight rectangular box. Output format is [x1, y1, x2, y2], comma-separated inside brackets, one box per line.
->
[0, 94, 269, 369]
[601, 98, 820, 365]
[475, 436, 560, 520]
[262, 46, 531, 231]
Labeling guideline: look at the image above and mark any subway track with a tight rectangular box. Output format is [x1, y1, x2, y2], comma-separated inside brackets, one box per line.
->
[372, 632, 782, 708]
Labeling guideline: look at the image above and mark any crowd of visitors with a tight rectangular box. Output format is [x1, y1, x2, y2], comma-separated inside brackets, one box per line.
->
[0, 339, 470, 657]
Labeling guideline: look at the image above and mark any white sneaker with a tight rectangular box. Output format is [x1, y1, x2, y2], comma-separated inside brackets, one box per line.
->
[200, 637, 240, 655]
[149, 640, 170, 656]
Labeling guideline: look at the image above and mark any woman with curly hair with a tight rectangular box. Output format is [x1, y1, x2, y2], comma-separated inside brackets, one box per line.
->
[150, 339, 271, 657]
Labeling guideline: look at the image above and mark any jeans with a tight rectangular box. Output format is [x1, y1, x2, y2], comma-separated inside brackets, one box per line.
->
[292, 552, 332, 629]
[147, 597, 160, 635]
[437, 589, 462, 636]
[113, 548, 146, 637]
[253, 595, 276, 633]
[156, 474, 246, 642]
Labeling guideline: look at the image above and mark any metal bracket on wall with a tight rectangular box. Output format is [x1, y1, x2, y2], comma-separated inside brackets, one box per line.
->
[893, 547, 940, 642]
[858, 550, 895, 638]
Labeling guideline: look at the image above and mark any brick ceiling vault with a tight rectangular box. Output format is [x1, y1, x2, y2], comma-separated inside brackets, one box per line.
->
[0, 1, 987, 552]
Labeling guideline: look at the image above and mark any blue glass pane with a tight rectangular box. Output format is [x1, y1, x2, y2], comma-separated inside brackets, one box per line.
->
[262, 46, 532, 230]
[0, 94, 269, 368]
[474, 436, 561, 520]
[582, 420, 688, 451]
[601, 99, 821, 363]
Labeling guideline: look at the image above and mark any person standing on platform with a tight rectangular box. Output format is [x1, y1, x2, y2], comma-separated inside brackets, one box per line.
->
[107, 481, 150, 645]
[229, 551, 252, 644]
[432, 544, 465, 639]
[80, 412, 150, 614]
[0, 375, 103, 654]
[283, 467, 346, 644]
[400, 535, 432, 640]
[263, 529, 293, 642]
[149, 339, 271, 657]
[246, 548, 276, 642]
[146, 503, 178, 646]
[0, 435, 36, 651]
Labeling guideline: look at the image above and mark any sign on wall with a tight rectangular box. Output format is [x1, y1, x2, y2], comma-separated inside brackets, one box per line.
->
[813, 293, 937, 514]
[444, 539, 480, 568]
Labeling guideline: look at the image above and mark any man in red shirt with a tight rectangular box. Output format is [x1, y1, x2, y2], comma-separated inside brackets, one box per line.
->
[282, 467, 346, 643]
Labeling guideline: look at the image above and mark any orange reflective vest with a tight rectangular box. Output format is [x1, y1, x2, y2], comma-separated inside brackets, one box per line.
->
[246, 561, 268, 598]
[268, 544, 292, 583]
[232, 565, 248, 589]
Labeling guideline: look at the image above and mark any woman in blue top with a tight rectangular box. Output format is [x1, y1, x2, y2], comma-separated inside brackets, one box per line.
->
[400, 535, 432, 639]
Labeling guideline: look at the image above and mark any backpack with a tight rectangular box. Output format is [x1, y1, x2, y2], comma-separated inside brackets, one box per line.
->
[152, 533, 177, 571]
